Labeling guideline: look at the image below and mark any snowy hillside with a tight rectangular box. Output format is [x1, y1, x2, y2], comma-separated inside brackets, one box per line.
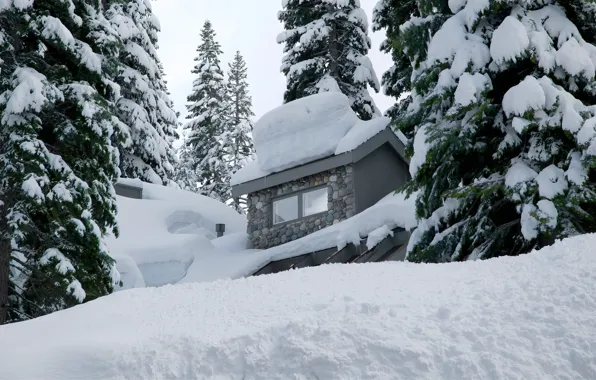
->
[2, 234, 596, 380]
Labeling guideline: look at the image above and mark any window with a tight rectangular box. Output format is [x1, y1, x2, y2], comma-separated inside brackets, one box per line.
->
[302, 188, 328, 217]
[272, 187, 329, 225]
[273, 195, 298, 225]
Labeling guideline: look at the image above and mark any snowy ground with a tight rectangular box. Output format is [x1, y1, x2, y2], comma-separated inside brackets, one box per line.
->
[107, 180, 417, 288]
[2, 234, 596, 379]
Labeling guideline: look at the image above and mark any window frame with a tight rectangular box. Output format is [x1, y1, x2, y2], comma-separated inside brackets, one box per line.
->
[271, 185, 329, 226]
[272, 193, 299, 225]
[301, 187, 329, 218]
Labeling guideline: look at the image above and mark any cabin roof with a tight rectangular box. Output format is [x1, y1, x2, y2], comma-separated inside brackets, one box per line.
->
[231, 128, 408, 198]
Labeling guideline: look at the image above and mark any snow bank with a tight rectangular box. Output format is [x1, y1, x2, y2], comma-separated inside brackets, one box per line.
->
[232, 93, 396, 185]
[107, 181, 248, 288]
[3, 234, 596, 380]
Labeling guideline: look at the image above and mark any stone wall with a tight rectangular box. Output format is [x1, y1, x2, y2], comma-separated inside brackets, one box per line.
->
[247, 165, 355, 249]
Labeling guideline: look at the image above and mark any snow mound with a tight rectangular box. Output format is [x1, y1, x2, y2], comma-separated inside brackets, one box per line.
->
[502, 76, 546, 117]
[107, 181, 249, 288]
[490, 15, 529, 65]
[252, 92, 359, 173]
[2, 234, 596, 380]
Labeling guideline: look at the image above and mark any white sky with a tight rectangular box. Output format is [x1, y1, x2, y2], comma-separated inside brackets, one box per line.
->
[152, 0, 393, 124]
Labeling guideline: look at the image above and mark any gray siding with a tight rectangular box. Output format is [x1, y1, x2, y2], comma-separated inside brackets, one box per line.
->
[353, 143, 410, 213]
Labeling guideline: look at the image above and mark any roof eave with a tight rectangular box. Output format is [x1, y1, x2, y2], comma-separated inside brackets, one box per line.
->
[231, 128, 409, 198]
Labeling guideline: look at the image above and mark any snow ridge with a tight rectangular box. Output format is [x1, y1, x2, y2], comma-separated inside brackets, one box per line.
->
[2, 233, 596, 379]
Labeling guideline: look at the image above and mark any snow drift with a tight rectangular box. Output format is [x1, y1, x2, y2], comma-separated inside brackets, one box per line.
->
[106, 180, 250, 288]
[2, 234, 596, 380]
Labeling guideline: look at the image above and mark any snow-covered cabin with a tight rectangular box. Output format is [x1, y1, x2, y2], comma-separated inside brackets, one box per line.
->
[231, 93, 410, 250]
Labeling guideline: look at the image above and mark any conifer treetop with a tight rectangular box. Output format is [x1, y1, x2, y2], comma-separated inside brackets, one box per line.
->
[278, 0, 381, 120]
[108, 0, 179, 185]
[180, 20, 229, 202]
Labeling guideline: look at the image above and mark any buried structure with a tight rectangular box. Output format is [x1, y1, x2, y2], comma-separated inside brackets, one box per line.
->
[231, 93, 412, 274]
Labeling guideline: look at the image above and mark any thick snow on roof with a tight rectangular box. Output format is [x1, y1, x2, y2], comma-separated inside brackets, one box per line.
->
[335, 116, 390, 155]
[231, 93, 392, 186]
[252, 92, 358, 173]
[253, 92, 358, 171]
[3, 234, 596, 380]
[229, 158, 270, 186]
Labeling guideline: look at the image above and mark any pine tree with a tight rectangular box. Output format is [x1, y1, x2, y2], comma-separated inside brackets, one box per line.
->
[278, 0, 381, 120]
[106, 0, 179, 185]
[158, 64, 181, 188]
[0, 2, 14, 324]
[183, 20, 228, 201]
[198, 142, 231, 203]
[175, 131, 198, 192]
[0, 0, 128, 323]
[223, 51, 255, 212]
[383, 0, 596, 262]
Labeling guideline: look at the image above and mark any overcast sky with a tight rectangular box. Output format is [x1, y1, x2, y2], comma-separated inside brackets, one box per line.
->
[152, 0, 393, 125]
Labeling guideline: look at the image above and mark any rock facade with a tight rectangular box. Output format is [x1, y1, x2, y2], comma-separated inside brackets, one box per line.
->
[247, 165, 355, 249]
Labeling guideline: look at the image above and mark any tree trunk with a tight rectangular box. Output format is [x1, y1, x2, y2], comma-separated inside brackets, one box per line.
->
[327, 4, 340, 81]
[0, 211, 10, 325]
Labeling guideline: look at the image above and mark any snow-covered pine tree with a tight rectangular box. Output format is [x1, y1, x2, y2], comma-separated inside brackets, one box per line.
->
[106, 0, 179, 185]
[223, 51, 255, 212]
[157, 64, 181, 188]
[386, 0, 596, 262]
[278, 0, 381, 120]
[0, 3, 13, 324]
[183, 20, 229, 201]
[0, 0, 128, 323]
[174, 131, 198, 192]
